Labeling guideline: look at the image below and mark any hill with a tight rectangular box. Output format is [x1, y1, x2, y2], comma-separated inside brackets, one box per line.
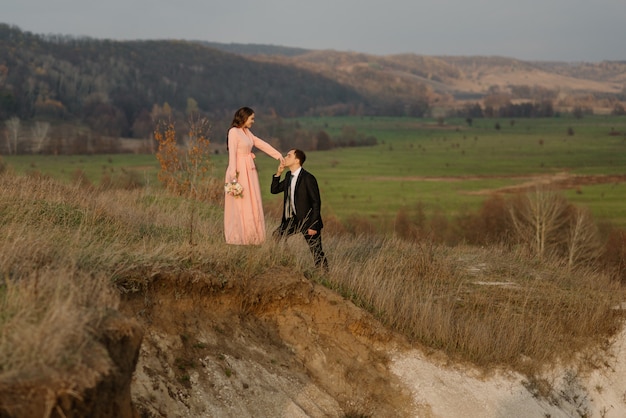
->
[124, 264, 626, 418]
[1, 172, 626, 417]
[0, 24, 365, 138]
[210, 42, 626, 114]
[1, 23, 625, 145]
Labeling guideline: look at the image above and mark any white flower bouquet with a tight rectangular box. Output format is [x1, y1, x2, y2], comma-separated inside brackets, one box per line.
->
[225, 174, 243, 198]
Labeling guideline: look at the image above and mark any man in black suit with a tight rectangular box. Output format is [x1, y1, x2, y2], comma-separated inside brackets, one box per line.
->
[271, 149, 329, 272]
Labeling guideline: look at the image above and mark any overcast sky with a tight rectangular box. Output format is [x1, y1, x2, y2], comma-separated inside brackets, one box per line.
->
[3, 0, 625, 62]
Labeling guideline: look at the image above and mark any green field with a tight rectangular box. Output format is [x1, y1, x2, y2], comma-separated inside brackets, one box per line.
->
[3, 115, 626, 227]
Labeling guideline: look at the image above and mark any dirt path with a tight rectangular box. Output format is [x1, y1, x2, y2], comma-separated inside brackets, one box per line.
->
[367, 172, 626, 195]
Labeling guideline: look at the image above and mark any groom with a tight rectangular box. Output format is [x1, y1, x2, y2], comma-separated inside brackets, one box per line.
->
[271, 149, 329, 272]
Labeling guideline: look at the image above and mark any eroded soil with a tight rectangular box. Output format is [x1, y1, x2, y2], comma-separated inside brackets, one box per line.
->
[120, 268, 419, 417]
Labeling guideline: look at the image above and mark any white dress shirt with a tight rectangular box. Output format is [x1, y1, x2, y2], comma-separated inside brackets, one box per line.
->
[289, 167, 301, 215]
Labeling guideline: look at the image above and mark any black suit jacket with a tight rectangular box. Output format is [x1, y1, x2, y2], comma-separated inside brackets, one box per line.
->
[271, 169, 323, 232]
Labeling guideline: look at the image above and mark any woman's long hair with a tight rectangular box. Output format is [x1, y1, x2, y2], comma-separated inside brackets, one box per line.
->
[230, 107, 254, 129]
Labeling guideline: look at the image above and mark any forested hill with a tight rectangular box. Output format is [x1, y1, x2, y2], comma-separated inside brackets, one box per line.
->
[2, 23, 625, 142]
[206, 42, 626, 117]
[0, 24, 365, 138]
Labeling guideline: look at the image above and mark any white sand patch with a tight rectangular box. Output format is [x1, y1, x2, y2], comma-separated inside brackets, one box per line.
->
[391, 327, 626, 418]
[391, 350, 569, 417]
[579, 327, 626, 418]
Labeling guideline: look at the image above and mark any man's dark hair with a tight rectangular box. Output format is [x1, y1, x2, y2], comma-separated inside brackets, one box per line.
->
[293, 149, 306, 165]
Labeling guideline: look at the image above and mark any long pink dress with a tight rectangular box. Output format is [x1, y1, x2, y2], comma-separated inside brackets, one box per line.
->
[224, 127, 282, 245]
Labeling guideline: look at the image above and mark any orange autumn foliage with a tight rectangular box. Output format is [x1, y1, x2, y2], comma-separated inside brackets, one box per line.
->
[154, 117, 212, 200]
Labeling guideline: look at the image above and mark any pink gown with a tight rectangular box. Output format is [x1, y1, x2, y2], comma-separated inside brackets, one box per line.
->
[224, 127, 282, 245]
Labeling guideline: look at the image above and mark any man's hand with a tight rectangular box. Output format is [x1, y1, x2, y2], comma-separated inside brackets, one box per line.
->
[275, 160, 286, 177]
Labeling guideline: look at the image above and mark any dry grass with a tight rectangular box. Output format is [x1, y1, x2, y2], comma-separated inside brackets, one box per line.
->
[325, 237, 624, 374]
[0, 269, 116, 385]
[0, 172, 624, 384]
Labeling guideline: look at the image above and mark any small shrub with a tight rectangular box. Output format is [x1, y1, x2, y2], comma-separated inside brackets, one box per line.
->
[600, 229, 626, 284]
[343, 214, 377, 236]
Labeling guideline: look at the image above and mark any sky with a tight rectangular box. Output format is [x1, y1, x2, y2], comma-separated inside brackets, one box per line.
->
[3, 0, 626, 62]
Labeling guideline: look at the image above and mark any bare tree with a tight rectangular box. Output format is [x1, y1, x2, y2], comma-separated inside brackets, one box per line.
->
[5, 116, 21, 155]
[566, 207, 602, 269]
[154, 116, 213, 245]
[509, 187, 570, 260]
[31, 121, 50, 153]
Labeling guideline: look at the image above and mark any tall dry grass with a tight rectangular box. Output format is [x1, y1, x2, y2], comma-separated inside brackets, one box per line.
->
[0, 269, 116, 385]
[0, 172, 624, 384]
[325, 236, 624, 373]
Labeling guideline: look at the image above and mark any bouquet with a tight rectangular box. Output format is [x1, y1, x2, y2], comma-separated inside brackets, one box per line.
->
[224, 174, 244, 198]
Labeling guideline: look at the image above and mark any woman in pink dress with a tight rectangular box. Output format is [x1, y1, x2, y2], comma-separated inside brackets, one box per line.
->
[224, 107, 284, 245]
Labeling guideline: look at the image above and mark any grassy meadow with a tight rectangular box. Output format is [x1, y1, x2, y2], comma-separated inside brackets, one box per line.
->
[0, 172, 624, 387]
[290, 115, 626, 228]
[3, 115, 625, 230]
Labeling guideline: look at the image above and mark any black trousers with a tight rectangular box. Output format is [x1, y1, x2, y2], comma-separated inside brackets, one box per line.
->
[274, 218, 329, 271]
